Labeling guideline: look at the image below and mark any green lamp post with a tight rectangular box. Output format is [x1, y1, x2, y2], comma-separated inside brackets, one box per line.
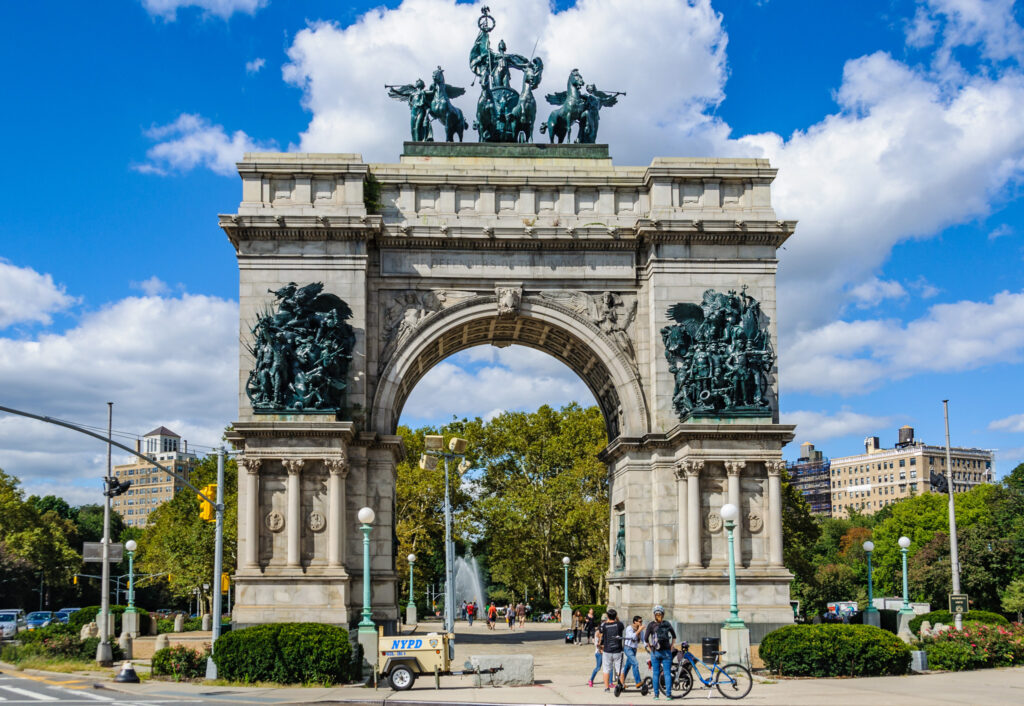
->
[358, 507, 376, 631]
[124, 539, 137, 614]
[863, 540, 879, 622]
[720, 503, 746, 629]
[561, 556, 571, 616]
[898, 536, 914, 616]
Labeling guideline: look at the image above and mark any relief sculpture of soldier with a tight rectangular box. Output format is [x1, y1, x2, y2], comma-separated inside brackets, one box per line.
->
[661, 286, 775, 418]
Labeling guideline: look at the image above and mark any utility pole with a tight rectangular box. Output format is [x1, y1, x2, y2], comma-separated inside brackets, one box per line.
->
[943, 400, 963, 630]
[206, 446, 226, 679]
[97, 402, 113, 666]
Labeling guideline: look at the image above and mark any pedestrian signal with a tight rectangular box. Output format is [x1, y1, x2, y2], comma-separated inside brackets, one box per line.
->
[198, 484, 217, 522]
[221, 572, 230, 593]
[73, 575, 78, 585]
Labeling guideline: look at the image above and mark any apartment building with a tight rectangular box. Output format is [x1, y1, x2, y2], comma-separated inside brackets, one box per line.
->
[111, 426, 197, 528]
[787, 442, 833, 516]
[830, 426, 993, 519]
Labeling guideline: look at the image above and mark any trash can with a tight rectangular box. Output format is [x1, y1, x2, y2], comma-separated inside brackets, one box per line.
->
[701, 636, 720, 663]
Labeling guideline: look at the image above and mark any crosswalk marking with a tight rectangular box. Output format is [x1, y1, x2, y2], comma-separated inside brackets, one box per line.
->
[51, 686, 113, 701]
[0, 684, 59, 700]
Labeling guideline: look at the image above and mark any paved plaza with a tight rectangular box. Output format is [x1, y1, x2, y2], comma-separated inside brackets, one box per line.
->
[7, 621, 1023, 705]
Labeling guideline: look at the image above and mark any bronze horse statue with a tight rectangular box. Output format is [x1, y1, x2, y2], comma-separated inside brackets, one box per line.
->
[540, 69, 586, 144]
[509, 57, 543, 142]
[429, 67, 468, 142]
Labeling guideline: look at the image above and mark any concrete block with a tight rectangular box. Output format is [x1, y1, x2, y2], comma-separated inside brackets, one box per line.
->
[863, 610, 880, 628]
[469, 654, 534, 686]
[173, 614, 184, 633]
[910, 650, 928, 673]
[155, 634, 170, 651]
[721, 626, 751, 669]
[118, 633, 133, 660]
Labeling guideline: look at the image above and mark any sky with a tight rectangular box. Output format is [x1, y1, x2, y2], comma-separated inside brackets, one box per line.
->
[2, 0, 1024, 505]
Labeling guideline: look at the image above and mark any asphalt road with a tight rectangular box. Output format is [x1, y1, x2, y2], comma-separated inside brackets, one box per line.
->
[0, 672, 201, 705]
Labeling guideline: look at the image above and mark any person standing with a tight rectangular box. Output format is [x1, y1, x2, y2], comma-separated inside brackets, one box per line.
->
[516, 602, 525, 628]
[622, 614, 644, 689]
[588, 612, 608, 687]
[506, 604, 515, 630]
[644, 605, 676, 701]
[460, 600, 467, 621]
[487, 602, 497, 630]
[598, 609, 625, 692]
[583, 607, 596, 644]
[571, 609, 583, 644]
[466, 601, 476, 626]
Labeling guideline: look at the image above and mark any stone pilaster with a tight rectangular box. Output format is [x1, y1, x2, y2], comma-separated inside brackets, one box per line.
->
[674, 462, 690, 568]
[766, 460, 785, 567]
[239, 457, 262, 569]
[724, 460, 746, 567]
[283, 459, 304, 568]
[686, 460, 704, 569]
[325, 456, 349, 570]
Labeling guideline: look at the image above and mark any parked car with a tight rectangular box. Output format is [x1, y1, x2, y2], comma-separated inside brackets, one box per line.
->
[54, 607, 80, 624]
[0, 609, 27, 635]
[0, 612, 20, 639]
[25, 611, 55, 630]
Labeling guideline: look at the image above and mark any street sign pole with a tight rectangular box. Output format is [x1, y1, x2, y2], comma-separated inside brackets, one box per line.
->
[206, 446, 226, 680]
[943, 401, 963, 631]
[97, 402, 113, 666]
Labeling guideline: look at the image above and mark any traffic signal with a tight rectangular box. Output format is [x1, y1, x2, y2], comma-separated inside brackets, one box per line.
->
[198, 484, 217, 522]
[221, 572, 229, 593]
[73, 575, 78, 585]
[103, 476, 131, 498]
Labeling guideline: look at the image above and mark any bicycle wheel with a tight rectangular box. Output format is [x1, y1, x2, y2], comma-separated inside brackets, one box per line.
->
[674, 667, 693, 697]
[640, 676, 652, 696]
[715, 663, 752, 699]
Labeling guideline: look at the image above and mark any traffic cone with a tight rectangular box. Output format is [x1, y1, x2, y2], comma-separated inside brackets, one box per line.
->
[115, 660, 140, 683]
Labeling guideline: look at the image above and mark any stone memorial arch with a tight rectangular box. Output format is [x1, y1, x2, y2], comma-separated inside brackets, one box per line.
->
[223, 143, 798, 640]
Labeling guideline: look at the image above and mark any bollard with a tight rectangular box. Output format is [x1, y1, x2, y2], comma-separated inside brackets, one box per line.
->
[148, 613, 159, 636]
[201, 613, 212, 631]
[155, 633, 170, 651]
[115, 661, 141, 684]
[117, 633, 133, 661]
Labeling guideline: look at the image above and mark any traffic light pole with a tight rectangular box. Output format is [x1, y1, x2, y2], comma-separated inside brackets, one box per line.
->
[206, 447, 226, 680]
[98, 402, 113, 666]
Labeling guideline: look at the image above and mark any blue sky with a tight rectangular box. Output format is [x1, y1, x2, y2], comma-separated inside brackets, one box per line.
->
[1, 0, 1024, 503]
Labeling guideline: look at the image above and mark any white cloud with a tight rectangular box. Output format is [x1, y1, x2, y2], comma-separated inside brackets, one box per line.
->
[782, 409, 894, 447]
[908, 276, 942, 299]
[988, 223, 1013, 239]
[245, 57, 266, 74]
[848, 277, 907, 309]
[136, 114, 273, 176]
[0, 292, 238, 503]
[0, 260, 77, 329]
[783, 290, 1024, 393]
[990, 413, 1024, 433]
[130, 276, 171, 296]
[140, 0, 267, 21]
[400, 345, 595, 423]
[908, 0, 1024, 69]
[283, 0, 731, 163]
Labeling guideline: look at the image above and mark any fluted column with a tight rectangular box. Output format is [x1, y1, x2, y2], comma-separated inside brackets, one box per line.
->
[766, 460, 785, 567]
[325, 456, 349, 569]
[283, 459, 304, 568]
[686, 460, 704, 569]
[674, 462, 690, 568]
[725, 460, 746, 567]
[240, 457, 262, 569]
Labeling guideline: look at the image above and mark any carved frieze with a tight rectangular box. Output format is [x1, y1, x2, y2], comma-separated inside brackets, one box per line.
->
[379, 289, 476, 369]
[534, 290, 638, 363]
[265, 510, 285, 532]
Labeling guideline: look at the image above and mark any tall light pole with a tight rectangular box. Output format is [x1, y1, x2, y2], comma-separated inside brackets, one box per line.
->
[206, 446, 226, 680]
[358, 506, 376, 630]
[863, 541, 879, 626]
[942, 400, 963, 631]
[720, 503, 745, 629]
[406, 553, 417, 626]
[124, 540, 137, 615]
[898, 536, 913, 616]
[98, 402, 113, 666]
[421, 435, 469, 634]
[561, 557, 571, 628]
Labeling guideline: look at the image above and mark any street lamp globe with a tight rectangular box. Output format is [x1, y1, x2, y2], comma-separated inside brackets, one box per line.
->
[898, 536, 911, 549]
[720, 503, 739, 522]
[862, 540, 874, 552]
[125, 540, 137, 552]
[562, 556, 570, 565]
[358, 507, 376, 525]
[408, 553, 416, 563]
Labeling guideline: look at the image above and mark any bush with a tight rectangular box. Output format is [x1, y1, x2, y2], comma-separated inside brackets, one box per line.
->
[759, 624, 911, 677]
[909, 610, 1009, 634]
[916, 623, 1024, 671]
[157, 619, 175, 634]
[18, 622, 73, 645]
[68, 606, 149, 635]
[212, 623, 355, 685]
[152, 645, 208, 680]
[3, 635, 121, 664]
[572, 604, 609, 619]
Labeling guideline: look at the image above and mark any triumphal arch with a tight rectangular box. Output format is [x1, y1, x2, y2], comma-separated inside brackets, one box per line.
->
[223, 8, 798, 642]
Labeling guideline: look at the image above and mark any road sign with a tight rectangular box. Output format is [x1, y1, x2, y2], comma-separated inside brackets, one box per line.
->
[949, 593, 969, 614]
[83, 542, 123, 563]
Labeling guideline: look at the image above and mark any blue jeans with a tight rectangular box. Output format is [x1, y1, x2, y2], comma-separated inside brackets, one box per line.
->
[590, 651, 602, 681]
[651, 649, 673, 697]
[623, 646, 641, 685]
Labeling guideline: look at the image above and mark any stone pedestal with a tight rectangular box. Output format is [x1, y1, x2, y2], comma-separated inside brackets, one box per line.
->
[406, 603, 417, 626]
[720, 626, 751, 669]
[173, 614, 183, 633]
[201, 614, 211, 631]
[863, 609, 880, 627]
[358, 628, 378, 672]
[122, 611, 139, 638]
[897, 612, 915, 643]
[118, 633, 133, 660]
[226, 419, 403, 628]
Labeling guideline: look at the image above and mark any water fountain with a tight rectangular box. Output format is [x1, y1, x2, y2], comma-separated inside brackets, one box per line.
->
[453, 555, 487, 611]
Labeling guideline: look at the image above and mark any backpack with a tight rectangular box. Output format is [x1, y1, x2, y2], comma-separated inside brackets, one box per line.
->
[601, 621, 624, 652]
[653, 621, 674, 651]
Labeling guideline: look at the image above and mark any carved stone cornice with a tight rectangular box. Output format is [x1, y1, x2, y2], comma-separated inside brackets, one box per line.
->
[239, 457, 262, 476]
[766, 459, 786, 477]
[282, 459, 305, 476]
[724, 460, 747, 476]
[325, 457, 350, 477]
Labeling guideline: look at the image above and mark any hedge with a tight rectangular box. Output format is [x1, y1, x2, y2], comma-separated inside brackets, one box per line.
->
[759, 624, 911, 677]
[908, 610, 1009, 634]
[152, 645, 208, 680]
[2, 631, 122, 664]
[211, 623, 355, 685]
[68, 605, 149, 635]
[916, 623, 1024, 671]
[572, 605, 609, 619]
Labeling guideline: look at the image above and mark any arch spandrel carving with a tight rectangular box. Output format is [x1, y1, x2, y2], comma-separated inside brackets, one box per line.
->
[370, 297, 649, 440]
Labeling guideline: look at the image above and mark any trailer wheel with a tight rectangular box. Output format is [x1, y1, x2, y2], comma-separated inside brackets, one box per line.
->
[389, 664, 416, 691]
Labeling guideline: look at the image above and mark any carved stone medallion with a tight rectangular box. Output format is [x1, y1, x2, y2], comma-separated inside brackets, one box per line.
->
[265, 510, 285, 532]
[746, 512, 764, 533]
[495, 286, 522, 317]
[706, 512, 723, 533]
[308, 511, 326, 533]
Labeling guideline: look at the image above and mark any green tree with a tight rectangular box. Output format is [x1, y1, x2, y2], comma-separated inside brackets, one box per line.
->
[138, 454, 237, 613]
[1002, 577, 1024, 622]
[782, 470, 821, 614]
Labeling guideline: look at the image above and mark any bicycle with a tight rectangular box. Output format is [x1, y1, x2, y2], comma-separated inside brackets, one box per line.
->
[675, 642, 752, 700]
